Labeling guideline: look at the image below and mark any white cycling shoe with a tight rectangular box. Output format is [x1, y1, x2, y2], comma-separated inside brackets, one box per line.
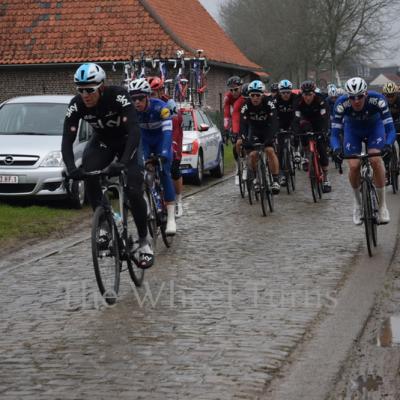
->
[353, 206, 362, 225]
[378, 206, 390, 224]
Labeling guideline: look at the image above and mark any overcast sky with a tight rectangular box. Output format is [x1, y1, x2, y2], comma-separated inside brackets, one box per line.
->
[199, 0, 399, 67]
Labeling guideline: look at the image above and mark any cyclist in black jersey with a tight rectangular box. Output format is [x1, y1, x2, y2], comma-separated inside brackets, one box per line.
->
[293, 80, 331, 193]
[275, 79, 300, 185]
[240, 80, 280, 193]
[382, 82, 400, 134]
[61, 63, 154, 269]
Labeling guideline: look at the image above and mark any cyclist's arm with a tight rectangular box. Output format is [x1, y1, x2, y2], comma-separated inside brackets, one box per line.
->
[239, 103, 250, 140]
[265, 99, 278, 143]
[378, 96, 396, 145]
[61, 98, 82, 172]
[159, 107, 173, 159]
[223, 92, 232, 130]
[231, 97, 245, 135]
[119, 100, 141, 165]
[330, 100, 344, 150]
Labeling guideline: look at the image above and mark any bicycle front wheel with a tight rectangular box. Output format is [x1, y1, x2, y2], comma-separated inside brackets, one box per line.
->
[361, 181, 374, 257]
[238, 158, 246, 198]
[257, 158, 267, 216]
[390, 147, 399, 194]
[309, 153, 318, 203]
[91, 206, 121, 304]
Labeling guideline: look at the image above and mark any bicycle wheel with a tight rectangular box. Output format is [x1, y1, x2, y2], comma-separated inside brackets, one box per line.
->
[257, 158, 267, 216]
[124, 202, 144, 287]
[161, 208, 173, 248]
[91, 206, 120, 304]
[238, 158, 246, 198]
[309, 153, 318, 203]
[146, 190, 159, 249]
[282, 147, 291, 195]
[289, 148, 296, 191]
[361, 181, 374, 257]
[265, 162, 274, 212]
[390, 148, 399, 194]
[370, 185, 378, 247]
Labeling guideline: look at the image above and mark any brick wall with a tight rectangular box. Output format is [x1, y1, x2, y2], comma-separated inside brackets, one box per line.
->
[0, 64, 254, 110]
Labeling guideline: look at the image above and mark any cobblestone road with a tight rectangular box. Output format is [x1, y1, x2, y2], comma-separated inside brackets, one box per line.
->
[0, 169, 367, 399]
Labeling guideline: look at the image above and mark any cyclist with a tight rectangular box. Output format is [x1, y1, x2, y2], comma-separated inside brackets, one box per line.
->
[275, 79, 300, 185]
[233, 83, 249, 173]
[61, 63, 154, 269]
[269, 82, 279, 99]
[128, 78, 177, 235]
[224, 75, 243, 184]
[148, 76, 184, 218]
[326, 84, 338, 119]
[382, 82, 400, 134]
[331, 77, 396, 225]
[293, 80, 332, 192]
[240, 80, 280, 193]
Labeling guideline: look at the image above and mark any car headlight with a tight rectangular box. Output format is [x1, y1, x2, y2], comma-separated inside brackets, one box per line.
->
[40, 151, 65, 167]
[182, 143, 193, 153]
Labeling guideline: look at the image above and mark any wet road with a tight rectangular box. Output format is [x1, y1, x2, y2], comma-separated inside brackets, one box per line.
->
[0, 169, 370, 399]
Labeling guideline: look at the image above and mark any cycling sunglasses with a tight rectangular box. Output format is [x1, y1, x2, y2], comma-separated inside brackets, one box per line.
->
[349, 94, 365, 101]
[249, 92, 262, 98]
[131, 94, 147, 101]
[76, 83, 103, 94]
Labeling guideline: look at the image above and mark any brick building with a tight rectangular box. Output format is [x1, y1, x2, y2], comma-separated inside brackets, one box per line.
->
[0, 0, 264, 110]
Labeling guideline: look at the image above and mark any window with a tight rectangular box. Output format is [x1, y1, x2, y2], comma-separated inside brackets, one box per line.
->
[182, 111, 194, 131]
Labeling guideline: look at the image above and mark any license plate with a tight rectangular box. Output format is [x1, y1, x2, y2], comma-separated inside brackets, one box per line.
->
[0, 175, 19, 183]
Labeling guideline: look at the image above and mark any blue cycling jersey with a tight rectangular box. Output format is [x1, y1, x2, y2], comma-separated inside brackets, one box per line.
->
[136, 98, 173, 159]
[331, 91, 396, 151]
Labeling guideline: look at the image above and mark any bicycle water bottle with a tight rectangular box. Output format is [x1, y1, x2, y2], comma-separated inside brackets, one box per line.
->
[113, 211, 123, 234]
[152, 188, 163, 213]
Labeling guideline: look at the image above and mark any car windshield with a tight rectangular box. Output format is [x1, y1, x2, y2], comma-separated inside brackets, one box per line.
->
[0, 103, 68, 135]
[182, 111, 194, 131]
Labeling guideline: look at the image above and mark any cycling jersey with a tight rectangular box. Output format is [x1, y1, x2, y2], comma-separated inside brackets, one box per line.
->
[231, 96, 246, 135]
[62, 86, 140, 171]
[275, 93, 299, 130]
[386, 94, 400, 125]
[136, 97, 175, 202]
[293, 93, 329, 135]
[331, 91, 396, 154]
[240, 96, 278, 146]
[224, 91, 243, 131]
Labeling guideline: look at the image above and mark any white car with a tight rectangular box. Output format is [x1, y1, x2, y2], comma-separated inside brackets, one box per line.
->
[0, 95, 92, 208]
[179, 105, 224, 185]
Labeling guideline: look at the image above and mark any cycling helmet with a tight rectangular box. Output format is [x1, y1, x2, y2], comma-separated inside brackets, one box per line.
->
[345, 77, 367, 96]
[241, 82, 250, 98]
[128, 78, 151, 95]
[248, 80, 266, 93]
[74, 63, 106, 84]
[270, 82, 279, 92]
[336, 87, 345, 96]
[327, 84, 337, 97]
[278, 79, 293, 91]
[382, 81, 398, 95]
[147, 76, 164, 91]
[301, 80, 316, 93]
[227, 76, 243, 88]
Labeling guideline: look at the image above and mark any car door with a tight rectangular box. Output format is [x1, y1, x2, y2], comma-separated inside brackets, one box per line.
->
[198, 110, 219, 166]
[195, 109, 213, 167]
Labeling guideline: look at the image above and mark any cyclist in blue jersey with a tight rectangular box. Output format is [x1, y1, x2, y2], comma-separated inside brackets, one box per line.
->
[128, 78, 176, 235]
[331, 77, 396, 225]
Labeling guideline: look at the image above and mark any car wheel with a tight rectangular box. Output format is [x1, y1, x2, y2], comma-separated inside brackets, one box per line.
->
[192, 151, 204, 186]
[210, 145, 224, 178]
[69, 179, 86, 209]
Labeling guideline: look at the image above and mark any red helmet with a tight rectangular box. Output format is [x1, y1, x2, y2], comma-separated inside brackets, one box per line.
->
[147, 76, 164, 90]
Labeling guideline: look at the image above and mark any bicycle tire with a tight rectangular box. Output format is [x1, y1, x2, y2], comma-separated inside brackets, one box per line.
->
[309, 153, 318, 203]
[247, 176, 254, 205]
[282, 147, 290, 195]
[361, 181, 374, 257]
[257, 157, 267, 216]
[124, 202, 144, 287]
[391, 147, 399, 194]
[91, 206, 120, 304]
[265, 161, 274, 212]
[289, 147, 296, 191]
[238, 158, 246, 198]
[370, 185, 378, 247]
[146, 190, 159, 249]
[161, 211, 174, 248]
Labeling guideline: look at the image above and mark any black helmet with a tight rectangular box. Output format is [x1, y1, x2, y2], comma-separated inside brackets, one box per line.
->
[241, 83, 249, 98]
[270, 82, 279, 92]
[301, 80, 316, 93]
[227, 75, 243, 88]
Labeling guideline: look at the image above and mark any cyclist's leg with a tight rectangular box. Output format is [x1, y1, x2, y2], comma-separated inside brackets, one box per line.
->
[368, 121, 389, 222]
[171, 157, 183, 217]
[343, 125, 363, 224]
[317, 135, 331, 192]
[264, 131, 280, 193]
[82, 137, 115, 210]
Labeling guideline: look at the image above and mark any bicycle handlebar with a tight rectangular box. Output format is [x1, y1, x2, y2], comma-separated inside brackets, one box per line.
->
[337, 152, 383, 175]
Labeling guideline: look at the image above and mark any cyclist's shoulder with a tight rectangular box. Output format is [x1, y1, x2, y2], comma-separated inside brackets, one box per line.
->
[102, 86, 132, 108]
[366, 91, 389, 110]
[149, 98, 171, 120]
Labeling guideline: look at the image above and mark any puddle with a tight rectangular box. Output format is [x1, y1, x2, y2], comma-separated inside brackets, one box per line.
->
[377, 315, 400, 347]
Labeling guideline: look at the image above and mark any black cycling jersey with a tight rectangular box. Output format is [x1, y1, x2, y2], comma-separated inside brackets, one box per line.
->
[240, 96, 278, 145]
[275, 93, 300, 130]
[293, 93, 329, 134]
[62, 86, 141, 172]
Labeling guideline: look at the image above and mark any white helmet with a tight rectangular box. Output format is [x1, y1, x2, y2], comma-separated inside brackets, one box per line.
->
[128, 78, 151, 95]
[345, 77, 367, 96]
[74, 63, 106, 84]
[327, 84, 337, 97]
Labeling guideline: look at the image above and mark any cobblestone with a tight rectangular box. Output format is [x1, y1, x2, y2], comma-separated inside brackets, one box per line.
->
[0, 170, 364, 398]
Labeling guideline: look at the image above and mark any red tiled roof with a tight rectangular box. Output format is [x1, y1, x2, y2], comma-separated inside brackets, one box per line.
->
[0, 0, 261, 70]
